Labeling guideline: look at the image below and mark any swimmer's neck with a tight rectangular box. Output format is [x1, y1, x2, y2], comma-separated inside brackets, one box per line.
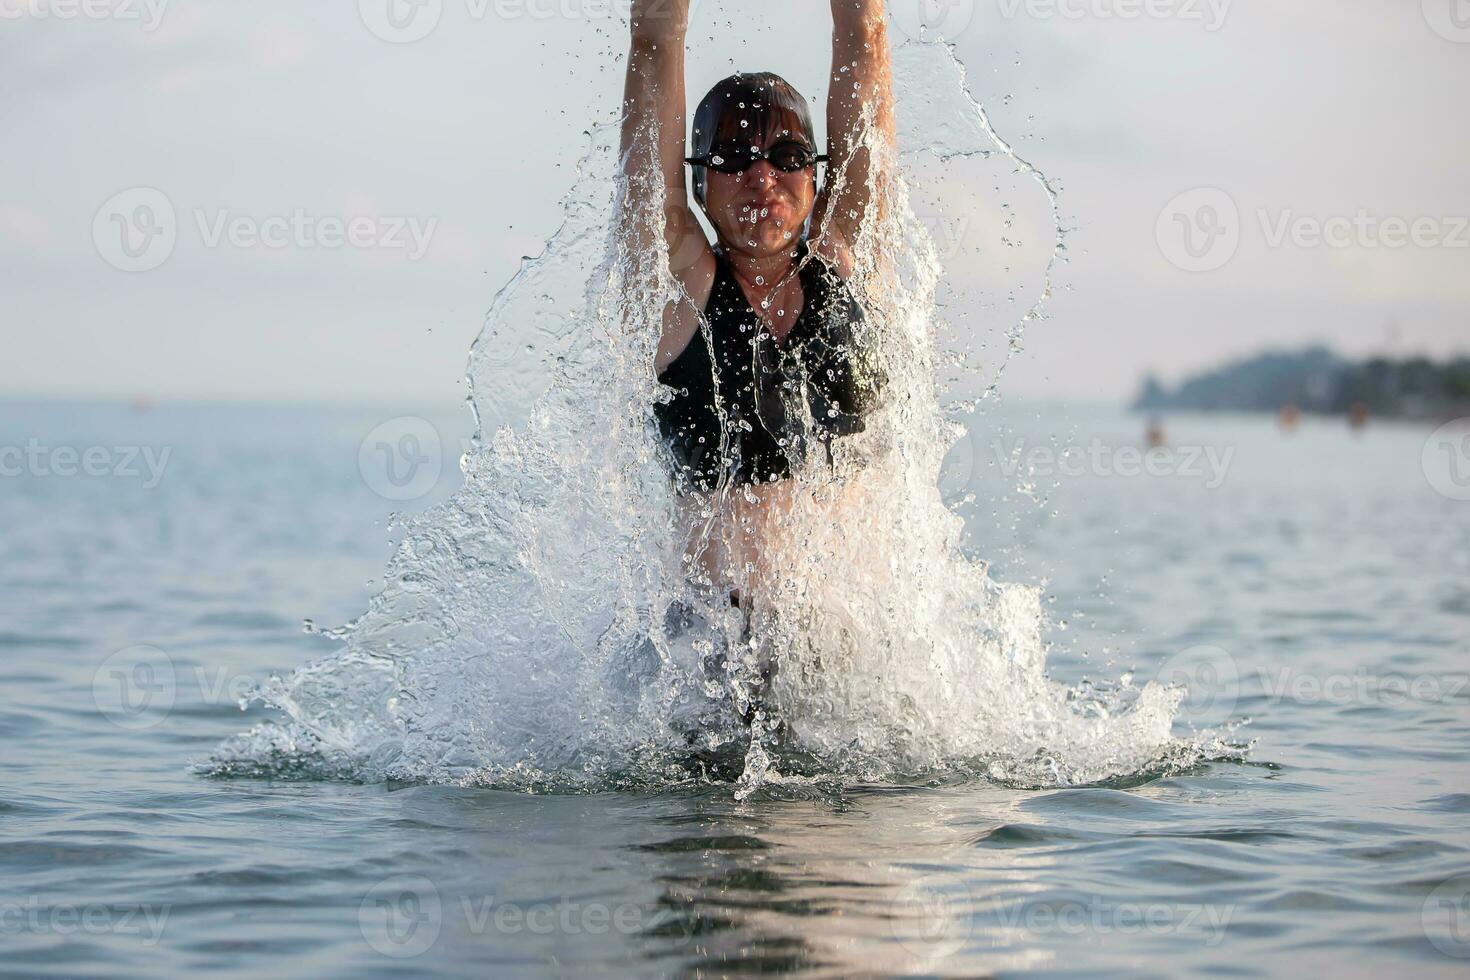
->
[721, 244, 804, 299]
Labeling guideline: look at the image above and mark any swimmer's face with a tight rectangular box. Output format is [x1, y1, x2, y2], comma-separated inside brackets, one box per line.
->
[700, 110, 818, 259]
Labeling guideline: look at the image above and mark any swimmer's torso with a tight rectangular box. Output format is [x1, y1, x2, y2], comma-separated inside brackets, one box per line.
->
[654, 241, 884, 490]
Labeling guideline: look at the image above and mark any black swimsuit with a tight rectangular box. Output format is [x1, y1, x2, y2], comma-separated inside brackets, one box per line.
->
[653, 241, 884, 491]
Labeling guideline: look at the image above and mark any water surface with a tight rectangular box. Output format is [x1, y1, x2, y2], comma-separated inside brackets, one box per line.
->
[2, 400, 1467, 977]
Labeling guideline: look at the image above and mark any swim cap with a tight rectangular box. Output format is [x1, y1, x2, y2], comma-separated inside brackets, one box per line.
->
[689, 72, 819, 208]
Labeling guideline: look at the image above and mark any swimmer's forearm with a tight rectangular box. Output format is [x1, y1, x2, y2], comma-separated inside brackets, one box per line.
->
[621, 0, 690, 196]
[825, 0, 895, 241]
[829, 1, 895, 149]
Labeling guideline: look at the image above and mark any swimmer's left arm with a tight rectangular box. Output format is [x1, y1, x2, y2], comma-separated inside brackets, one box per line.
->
[815, 0, 896, 269]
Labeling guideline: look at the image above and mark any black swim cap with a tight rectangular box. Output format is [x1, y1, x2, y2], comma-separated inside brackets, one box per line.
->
[689, 72, 819, 208]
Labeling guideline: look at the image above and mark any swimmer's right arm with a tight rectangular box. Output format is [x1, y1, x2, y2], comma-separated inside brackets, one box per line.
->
[622, 0, 716, 370]
[622, 0, 691, 207]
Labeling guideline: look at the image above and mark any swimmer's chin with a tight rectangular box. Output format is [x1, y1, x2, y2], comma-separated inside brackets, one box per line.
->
[751, 219, 799, 246]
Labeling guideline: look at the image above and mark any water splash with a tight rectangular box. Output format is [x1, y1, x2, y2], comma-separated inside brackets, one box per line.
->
[204, 28, 1243, 795]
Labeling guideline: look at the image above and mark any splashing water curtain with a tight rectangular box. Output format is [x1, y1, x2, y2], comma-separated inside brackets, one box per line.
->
[205, 21, 1245, 798]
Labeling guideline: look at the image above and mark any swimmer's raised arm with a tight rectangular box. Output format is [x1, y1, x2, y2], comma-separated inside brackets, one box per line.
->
[621, 5, 714, 280]
[621, 0, 715, 368]
[622, 0, 690, 208]
[815, 0, 896, 259]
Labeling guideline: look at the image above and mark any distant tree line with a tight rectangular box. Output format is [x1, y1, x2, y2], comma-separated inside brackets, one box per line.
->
[1134, 347, 1470, 420]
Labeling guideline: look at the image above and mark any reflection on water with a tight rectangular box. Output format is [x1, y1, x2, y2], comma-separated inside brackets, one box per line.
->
[372, 783, 1037, 976]
[355, 765, 1312, 977]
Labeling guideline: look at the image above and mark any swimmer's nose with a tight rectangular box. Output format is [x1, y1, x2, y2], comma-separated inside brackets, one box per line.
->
[743, 161, 780, 185]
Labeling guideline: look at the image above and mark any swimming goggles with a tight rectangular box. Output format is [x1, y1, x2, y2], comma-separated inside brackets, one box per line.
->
[686, 140, 829, 175]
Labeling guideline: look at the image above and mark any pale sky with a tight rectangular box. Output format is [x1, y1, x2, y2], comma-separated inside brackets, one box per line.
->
[2, 0, 1467, 406]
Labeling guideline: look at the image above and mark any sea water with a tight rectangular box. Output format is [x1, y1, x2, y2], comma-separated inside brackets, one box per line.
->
[2, 401, 1467, 976]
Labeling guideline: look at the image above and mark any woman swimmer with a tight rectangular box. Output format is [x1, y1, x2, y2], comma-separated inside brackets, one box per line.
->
[621, 0, 896, 619]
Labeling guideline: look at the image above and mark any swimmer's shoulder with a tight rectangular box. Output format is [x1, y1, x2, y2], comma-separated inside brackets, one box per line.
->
[656, 247, 719, 376]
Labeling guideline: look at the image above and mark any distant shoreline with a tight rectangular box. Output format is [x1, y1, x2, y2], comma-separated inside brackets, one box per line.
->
[1134, 347, 1470, 422]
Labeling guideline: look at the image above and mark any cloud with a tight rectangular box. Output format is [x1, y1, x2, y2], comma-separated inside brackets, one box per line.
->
[0, 204, 58, 249]
[1329, 241, 1470, 304]
[249, 24, 310, 70]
